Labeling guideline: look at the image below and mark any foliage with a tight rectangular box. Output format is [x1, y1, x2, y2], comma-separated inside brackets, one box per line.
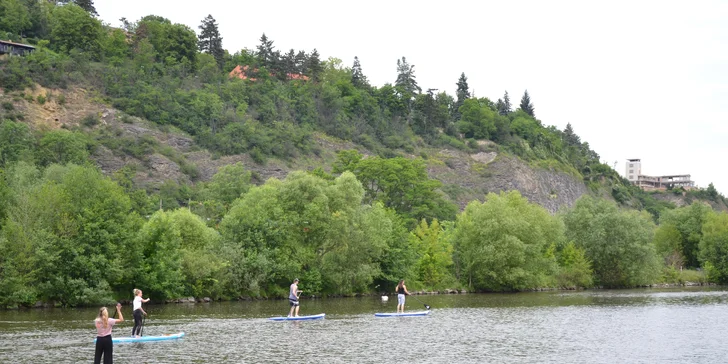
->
[656, 202, 713, 268]
[451, 190, 561, 291]
[409, 219, 454, 288]
[698, 212, 728, 283]
[563, 196, 661, 287]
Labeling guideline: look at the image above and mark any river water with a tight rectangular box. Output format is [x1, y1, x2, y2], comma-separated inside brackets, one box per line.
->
[1, 288, 727, 363]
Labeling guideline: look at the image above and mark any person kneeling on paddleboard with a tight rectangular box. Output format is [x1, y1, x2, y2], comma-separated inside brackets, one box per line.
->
[396, 280, 410, 313]
[288, 278, 302, 317]
[132, 289, 150, 337]
[94, 303, 124, 364]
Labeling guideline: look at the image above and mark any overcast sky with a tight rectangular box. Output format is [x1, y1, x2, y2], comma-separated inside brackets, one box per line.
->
[96, 0, 728, 194]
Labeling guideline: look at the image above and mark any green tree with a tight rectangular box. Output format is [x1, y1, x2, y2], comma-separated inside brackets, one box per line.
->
[335, 150, 457, 225]
[451, 190, 561, 291]
[410, 219, 454, 288]
[0, 0, 31, 35]
[351, 56, 368, 88]
[395, 56, 421, 102]
[71, 0, 96, 15]
[453, 72, 470, 119]
[519, 89, 535, 117]
[198, 14, 224, 68]
[36, 130, 91, 166]
[698, 212, 728, 283]
[457, 98, 497, 139]
[203, 162, 251, 208]
[496, 90, 512, 116]
[49, 3, 102, 56]
[0, 121, 34, 166]
[563, 196, 661, 287]
[556, 241, 593, 288]
[657, 202, 712, 268]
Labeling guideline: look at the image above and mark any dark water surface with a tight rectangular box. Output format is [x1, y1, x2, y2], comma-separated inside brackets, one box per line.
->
[2, 288, 728, 363]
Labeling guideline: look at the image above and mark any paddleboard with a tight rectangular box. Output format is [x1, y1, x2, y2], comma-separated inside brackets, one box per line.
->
[94, 332, 185, 343]
[374, 311, 431, 317]
[269, 313, 326, 321]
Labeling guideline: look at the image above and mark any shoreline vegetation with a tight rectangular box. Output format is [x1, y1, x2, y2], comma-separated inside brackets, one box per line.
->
[12, 281, 718, 310]
[2, 3, 728, 310]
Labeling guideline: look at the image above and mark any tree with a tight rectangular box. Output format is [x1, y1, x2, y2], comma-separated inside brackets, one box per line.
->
[410, 219, 454, 288]
[395, 57, 421, 101]
[457, 98, 497, 139]
[197, 14, 224, 68]
[497, 90, 512, 116]
[0, 0, 32, 35]
[706, 183, 719, 202]
[563, 196, 661, 287]
[698, 212, 728, 283]
[656, 202, 713, 268]
[306, 48, 323, 82]
[351, 56, 368, 88]
[72, 0, 96, 15]
[256, 33, 276, 68]
[36, 130, 91, 166]
[453, 72, 470, 119]
[49, 3, 102, 56]
[563, 123, 581, 146]
[334, 150, 457, 225]
[0, 121, 34, 166]
[519, 90, 535, 117]
[451, 190, 561, 291]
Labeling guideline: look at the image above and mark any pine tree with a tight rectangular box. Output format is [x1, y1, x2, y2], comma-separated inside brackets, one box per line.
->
[283, 49, 296, 79]
[519, 90, 535, 117]
[497, 91, 512, 115]
[563, 123, 581, 147]
[72, 0, 97, 16]
[306, 48, 323, 82]
[395, 56, 421, 100]
[256, 33, 276, 68]
[198, 15, 224, 68]
[295, 50, 308, 74]
[351, 56, 368, 88]
[453, 72, 470, 119]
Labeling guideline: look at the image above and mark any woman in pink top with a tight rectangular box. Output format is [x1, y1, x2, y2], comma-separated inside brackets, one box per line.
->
[94, 303, 124, 364]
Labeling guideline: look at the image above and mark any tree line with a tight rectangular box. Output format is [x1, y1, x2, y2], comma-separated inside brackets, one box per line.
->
[2, 2, 728, 307]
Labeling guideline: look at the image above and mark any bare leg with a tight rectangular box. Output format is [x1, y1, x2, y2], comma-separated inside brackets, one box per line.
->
[294, 305, 300, 317]
[289, 306, 294, 317]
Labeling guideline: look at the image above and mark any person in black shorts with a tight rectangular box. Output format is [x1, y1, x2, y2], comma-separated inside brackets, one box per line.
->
[288, 278, 302, 317]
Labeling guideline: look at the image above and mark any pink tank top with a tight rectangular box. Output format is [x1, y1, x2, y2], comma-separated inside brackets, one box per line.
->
[95, 318, 117, 337]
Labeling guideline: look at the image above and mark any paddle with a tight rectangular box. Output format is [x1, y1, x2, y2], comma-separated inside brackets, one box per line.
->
[410, 294, 431, 310]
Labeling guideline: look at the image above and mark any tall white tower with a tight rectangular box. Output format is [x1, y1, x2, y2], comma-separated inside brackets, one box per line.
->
[626, 159, 641, 182]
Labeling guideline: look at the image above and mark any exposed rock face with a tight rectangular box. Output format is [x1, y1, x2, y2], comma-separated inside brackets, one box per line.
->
[428, 150, 588, 213]
[481, 155, 588, 213]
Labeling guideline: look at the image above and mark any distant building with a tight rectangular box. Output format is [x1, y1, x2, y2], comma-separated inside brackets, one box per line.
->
[626, 158, 642, 182]
[0, 40, 35, 56]
[229, 65, 309, 82]
[626, 158, 694, 191]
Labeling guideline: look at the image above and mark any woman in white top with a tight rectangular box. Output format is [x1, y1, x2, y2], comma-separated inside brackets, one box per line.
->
[131, 288, 150, 337]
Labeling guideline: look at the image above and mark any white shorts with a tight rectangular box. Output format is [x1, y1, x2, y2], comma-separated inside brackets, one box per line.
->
[398, 294, 405, 305]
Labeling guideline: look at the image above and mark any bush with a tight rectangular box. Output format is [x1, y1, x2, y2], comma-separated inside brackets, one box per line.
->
[37, 95, 46, 105]
[250, 147, 266, 165]
[81, 113, 100, 127]
[2, 102, 13, 111]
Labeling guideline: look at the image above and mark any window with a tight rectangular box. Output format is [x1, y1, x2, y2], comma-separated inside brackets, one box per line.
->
[629, 164, 634, 167]
[629, 169, 634, 173]
[629, 175, 634, 179]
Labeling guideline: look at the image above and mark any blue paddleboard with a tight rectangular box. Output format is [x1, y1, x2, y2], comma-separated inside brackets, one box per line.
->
[269, 313, 326, 321]
[94, 332, 185, 343]
[374, 310, 431, 317]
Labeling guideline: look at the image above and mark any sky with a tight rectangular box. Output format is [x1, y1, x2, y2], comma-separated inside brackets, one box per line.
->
[96, 0, 728, 194]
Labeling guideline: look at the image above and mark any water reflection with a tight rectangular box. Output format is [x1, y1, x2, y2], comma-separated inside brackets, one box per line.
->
[1, 287, 727, 363]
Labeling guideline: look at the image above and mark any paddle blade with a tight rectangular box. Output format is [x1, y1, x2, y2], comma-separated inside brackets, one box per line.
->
[425, 304, 431, 310]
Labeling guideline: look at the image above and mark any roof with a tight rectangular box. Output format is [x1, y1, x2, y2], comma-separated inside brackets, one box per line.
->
[0, 40, 36, 49]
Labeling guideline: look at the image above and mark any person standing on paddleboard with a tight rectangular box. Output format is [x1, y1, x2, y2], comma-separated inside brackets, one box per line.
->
[396, 280, 410, 313]
[131, 289, 150, 337]
[94, 303, 124, 364]
[288, 278, 302, 317]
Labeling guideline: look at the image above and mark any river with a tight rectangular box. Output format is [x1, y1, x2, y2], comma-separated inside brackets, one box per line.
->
[1, 288, 727, 363]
